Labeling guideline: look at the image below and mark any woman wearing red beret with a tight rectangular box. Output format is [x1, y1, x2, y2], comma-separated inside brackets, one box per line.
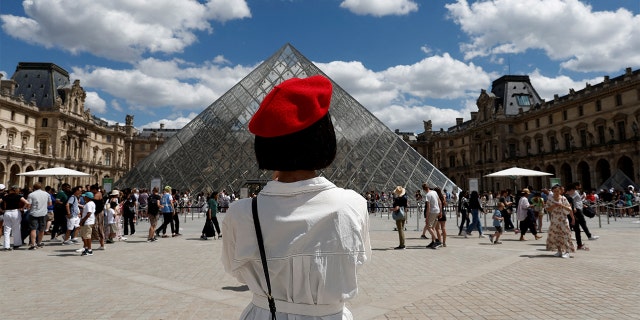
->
[222, 75, 371, 320]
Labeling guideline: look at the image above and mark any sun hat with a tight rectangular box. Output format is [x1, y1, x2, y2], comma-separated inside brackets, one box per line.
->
[82, 192, 94, 199]
[164, 185, 172, 191]
[110, 190, 120, 196]
[393, 186, 406, 197]
[522, 188, 531, 194]
[248, 75, 332, 138]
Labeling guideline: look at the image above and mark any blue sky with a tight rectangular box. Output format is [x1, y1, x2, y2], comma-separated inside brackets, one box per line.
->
[1, 0, 639, 133]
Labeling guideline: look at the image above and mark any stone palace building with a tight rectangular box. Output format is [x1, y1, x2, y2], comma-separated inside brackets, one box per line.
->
[406, 67, 640, 193]
[0, 62, 171, 189]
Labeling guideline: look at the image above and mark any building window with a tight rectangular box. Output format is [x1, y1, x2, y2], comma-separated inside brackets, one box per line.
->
[564, 133, 571, 149]
[508, 124, 514, 133]
[106, 135, 112, 143]
[580, 129, 587, 147]
[525, 142, 531, 154]
[105, 152, 112, 166]
[617, 121, 626, 140]
[515, 95, 531, 106]
[596, 100, 602, 111]
[550, 136, 557, 152]
[524, 122, 529, 130]
[449, 155, 456, 167]
[42, 118, 48, 127]
[578, 105, 584, 116]
[11, 111, 15, 121]
[536, 118, 540, 128]
[597, 125, 605, 144]
[615, 94, 622, 106]
[537, 139, 544, 153]
[25, 115, 29, 124]
[562, 110, 567, 121]
[508, 143, 516, 158]
[548, 115, 553, 125]
[449, 140, 453, 147]
[39, 139, 47, 155]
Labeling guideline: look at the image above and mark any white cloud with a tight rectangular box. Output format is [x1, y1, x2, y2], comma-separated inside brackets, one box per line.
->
[374, 104, 467, 133]
[139, 113, 198, 129]
[70, 58, 254, 111]
[84, 92, 107, 114]
[446, 0, 640, 72]
[0, 0, 251, 62]
[528, 69, 604, 101]
[340, 0, 418, 17]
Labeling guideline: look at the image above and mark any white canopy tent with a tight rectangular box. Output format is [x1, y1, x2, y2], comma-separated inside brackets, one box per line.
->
[485, 166, 553, 191]
[18, 167, 90, 187]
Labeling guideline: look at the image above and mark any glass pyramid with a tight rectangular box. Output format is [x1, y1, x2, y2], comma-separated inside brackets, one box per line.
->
[116, 44, 456, 196]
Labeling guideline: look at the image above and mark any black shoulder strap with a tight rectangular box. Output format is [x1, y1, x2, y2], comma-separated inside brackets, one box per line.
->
[251, 197, 276, 320]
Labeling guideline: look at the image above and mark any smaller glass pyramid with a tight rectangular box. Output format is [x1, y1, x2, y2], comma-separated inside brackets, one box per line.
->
[116, 44, 456, 197]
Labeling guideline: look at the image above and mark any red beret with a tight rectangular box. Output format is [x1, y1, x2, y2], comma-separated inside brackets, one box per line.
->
[249, 75, 332, 138]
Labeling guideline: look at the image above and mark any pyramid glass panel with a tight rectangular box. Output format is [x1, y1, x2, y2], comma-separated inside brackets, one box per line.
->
[116, 44, 456, 196]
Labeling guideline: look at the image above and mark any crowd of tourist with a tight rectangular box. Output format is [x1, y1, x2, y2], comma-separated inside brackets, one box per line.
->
[0, 182, 233, 254]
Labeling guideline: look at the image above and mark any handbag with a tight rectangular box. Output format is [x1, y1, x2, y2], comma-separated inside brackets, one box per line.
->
[251, 197, 276, 320]
[392, 207, 405, 220]
[583, 205, 596, 218]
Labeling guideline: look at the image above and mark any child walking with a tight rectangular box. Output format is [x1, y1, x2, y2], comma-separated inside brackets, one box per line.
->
[489, 202, 505, 244]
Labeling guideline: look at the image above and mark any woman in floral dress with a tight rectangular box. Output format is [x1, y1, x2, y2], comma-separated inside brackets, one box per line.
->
[545, 184, 575, 258]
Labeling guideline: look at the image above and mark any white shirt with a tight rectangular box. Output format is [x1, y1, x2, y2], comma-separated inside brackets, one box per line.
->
[82, 201, 96, 225]
[27, 189, 51, 217]
[425, 190, 440, 214]
[517, 196, 530, 221]
[221, 177, 371, 319]
[106, 208, 115, 224]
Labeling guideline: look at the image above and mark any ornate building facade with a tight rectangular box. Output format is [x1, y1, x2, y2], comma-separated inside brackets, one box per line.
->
[0, 62, 141, 188]
[409, 68, 640, 193]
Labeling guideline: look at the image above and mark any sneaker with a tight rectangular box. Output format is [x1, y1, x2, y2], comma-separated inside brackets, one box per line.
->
[37, 243, 45, 248]
[81, 249, 93, 256]
[420, 235, 428, 239]
[535, 235, 543, 240]
[28, 245, 37, 250]
[62, 240, 72, 246]
[426, 241, 435, 248]
[561, 252, 570, 259]
[147, 238, 153, 242]
[120, 237, 128, 241]
[71, 238, 79, 242]
[442, 243, 447, 247]
[588, 236, 599, 240]
[479, 234, 487, 238]
[200, 235, 207, 240]
[106, 239, 114, 244]
[393, 245, 405, 250]
[434, 241, 442, 248]
[489, 235, 494, 243]
[3, 248, 12, 251]
[70, 239, 79, 244]
[494, 241, 502, 244]
[75, 248, 86, 253]
[554, 251, 563, 257]
[131, 231, 136, 235]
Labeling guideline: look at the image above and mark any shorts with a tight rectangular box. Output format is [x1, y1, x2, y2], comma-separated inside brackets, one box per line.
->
[107, 223, 117, 234]
[46, 212, 55, 221]
[437, 213, 447, 222]
[148, 214, 158, 227]
[29, 215, 46, 231]
[494, 226, 503, 234]
[81, 224, 93, 240]
[427, 212, 439, 228]
[67, 216, 80, 230]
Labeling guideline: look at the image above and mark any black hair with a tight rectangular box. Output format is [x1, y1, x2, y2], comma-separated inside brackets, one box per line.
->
[110, 201, 118, 209]
[254, 113, 336, 171]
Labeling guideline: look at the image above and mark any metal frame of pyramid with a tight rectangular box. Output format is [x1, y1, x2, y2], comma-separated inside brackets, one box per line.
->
[116, 44, 457, 196]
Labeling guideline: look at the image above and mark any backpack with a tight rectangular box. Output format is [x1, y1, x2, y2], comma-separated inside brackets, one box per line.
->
[147, 194, 160, 215]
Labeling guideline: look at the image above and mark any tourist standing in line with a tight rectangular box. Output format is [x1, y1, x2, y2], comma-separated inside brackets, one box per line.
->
[79, 192, 95, 256]
[3, 185, 29, 250]
[122, 188, 137, 236]
[26, 182, 51, 249]
[465, 190, 485, 238]
[50, 183, 70, 241]
[90, 185, 105, 250]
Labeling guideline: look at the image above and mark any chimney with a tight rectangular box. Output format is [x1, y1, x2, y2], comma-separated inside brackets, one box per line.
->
[456, 118, 463, 126]
[160, 123, 165, 129]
